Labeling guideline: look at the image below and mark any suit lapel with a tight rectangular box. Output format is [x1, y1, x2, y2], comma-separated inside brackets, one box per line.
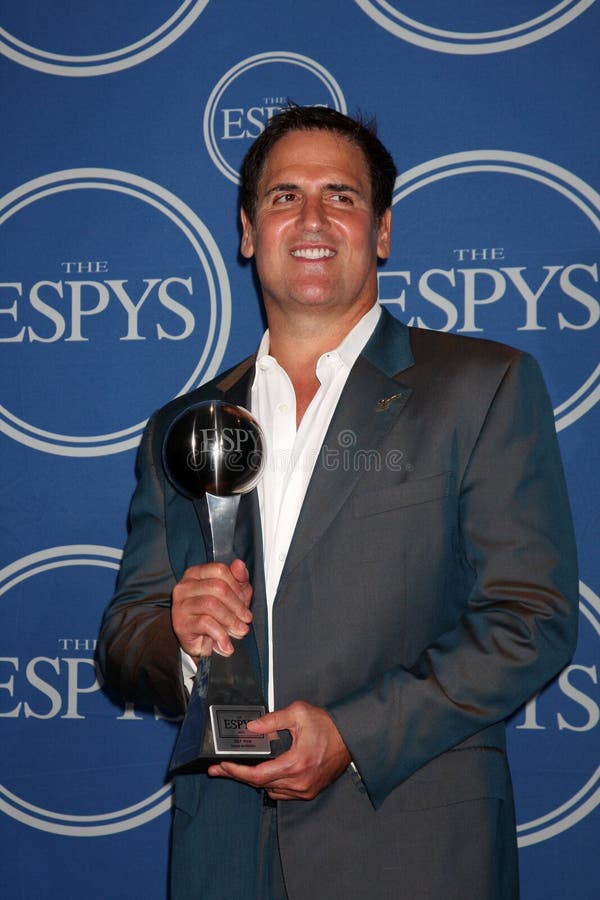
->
[279, 310, 415, 583]
[215, 355, 255, 406]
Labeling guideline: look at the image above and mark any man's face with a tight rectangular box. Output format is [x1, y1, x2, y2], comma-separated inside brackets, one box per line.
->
[240, 129, 391, 320]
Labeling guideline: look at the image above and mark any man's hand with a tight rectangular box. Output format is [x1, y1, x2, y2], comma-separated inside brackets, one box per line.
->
[207, 701, 352, 801]
[171, 559, 253, 661]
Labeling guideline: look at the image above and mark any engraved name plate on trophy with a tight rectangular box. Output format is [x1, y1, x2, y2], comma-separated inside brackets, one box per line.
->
[162, 400, 271, 773]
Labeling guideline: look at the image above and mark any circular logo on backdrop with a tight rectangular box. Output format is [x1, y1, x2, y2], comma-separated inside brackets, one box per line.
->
[203, 51, 347, 185]
[383, 150, 600, 430]
[353, 1, 596, 54]
[0, 168, 230, 456]
[0, 1, 209, 76]
[0, 546, 174, 836]
[508, 581, 600, 846]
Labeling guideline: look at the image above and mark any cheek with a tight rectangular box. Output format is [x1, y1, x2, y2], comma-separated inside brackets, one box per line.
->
[347, 235, 379, 268]
[343, 220, 377, 249]
[256, 221, 289, 255]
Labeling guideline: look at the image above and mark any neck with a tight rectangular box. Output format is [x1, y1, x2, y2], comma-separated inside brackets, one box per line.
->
[264, 302, 375, 425]
[266, 301, 374, 373]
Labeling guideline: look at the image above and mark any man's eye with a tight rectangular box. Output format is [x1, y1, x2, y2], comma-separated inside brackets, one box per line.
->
[331, 194, 352, 204]
[274, 193, 296, 203]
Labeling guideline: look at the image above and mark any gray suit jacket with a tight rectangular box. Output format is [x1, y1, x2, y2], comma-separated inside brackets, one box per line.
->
[98, 309, 578, 900]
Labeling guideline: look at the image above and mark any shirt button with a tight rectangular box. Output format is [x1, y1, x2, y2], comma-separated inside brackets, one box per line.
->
[278, 403, 288, 413]
[278, 553, 285, 563]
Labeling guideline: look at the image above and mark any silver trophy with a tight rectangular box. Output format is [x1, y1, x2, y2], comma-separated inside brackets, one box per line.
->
[162, 400, 271, 773]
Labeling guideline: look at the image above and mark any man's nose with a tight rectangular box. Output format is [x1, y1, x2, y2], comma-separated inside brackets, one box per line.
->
[299, 195, 327, 231]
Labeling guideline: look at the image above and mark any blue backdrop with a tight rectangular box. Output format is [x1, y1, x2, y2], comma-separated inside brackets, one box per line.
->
[1, 3, 598, 897]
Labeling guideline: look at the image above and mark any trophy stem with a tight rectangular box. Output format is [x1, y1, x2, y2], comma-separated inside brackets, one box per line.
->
[194, 492, 242, 564]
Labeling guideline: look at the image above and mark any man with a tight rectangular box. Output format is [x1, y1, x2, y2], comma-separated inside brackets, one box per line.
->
[98, 107, 578, 899]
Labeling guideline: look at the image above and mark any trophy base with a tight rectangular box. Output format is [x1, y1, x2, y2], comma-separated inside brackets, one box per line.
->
[209, 705, 271, 755]
[169, 704, 271, 774]
[168, 644, 273, 775]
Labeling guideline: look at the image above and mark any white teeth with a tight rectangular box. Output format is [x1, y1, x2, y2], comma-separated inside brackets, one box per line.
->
[291, 247, 335, 259]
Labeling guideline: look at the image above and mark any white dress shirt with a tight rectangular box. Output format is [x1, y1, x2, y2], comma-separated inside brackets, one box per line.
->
[251, 303, 381, 710]
[182, 303, 381, 709]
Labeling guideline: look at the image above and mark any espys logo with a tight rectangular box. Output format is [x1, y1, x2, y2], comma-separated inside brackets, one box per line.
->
[354, 0, 596, 54]
[0, 169, 230, 456]
[382, 151, 600, 430]
[0, 546, 175, 836]
[203, 51, 346, 185]
[509, 581, 600, 846]
[0, 1, 209, 76]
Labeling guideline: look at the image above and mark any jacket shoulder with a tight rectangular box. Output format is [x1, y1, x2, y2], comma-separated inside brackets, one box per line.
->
[150, 354, 255, 429]
[408, 325, 522, 371]
[403, 326, 548, 419]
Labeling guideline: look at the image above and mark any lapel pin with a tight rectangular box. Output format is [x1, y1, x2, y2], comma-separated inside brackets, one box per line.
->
[376, 392, 404, 411]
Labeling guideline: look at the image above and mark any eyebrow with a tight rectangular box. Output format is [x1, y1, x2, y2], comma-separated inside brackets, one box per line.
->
[263, 181, 363, 198]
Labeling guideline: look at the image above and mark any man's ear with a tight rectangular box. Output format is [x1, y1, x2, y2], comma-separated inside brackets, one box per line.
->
[240, 208, 255, 259]
[376, 208, 392, 260]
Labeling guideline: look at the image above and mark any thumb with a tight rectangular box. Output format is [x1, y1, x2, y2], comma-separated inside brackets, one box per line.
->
[246, 708, 288, 734]
[230, 558, 250, 585]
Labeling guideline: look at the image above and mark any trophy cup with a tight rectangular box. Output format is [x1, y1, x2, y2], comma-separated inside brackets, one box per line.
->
[162, 400, 271, 773]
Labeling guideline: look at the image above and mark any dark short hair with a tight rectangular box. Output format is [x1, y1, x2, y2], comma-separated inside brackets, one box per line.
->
[239, 106, 397, 222]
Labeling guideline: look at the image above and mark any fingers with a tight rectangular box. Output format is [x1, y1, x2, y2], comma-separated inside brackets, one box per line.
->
[171, 560, 253, 659]
[207, 702, 351, 801]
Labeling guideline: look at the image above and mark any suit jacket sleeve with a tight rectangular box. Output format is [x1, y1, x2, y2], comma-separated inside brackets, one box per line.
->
[96, 411, 188, 716]
[327, 351, 578, 809]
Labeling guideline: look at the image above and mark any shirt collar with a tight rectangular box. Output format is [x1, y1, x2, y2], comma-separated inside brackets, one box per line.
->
[254, 303, 382, 376]
[332, 302, 381, 370]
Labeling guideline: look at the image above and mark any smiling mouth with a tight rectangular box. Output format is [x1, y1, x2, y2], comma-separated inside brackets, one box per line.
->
[291, 247, 336, 259]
